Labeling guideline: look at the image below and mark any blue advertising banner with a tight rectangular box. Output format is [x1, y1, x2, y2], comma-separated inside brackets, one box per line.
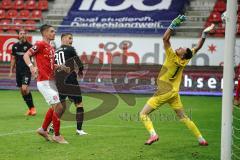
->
[59, 0, 187, 34]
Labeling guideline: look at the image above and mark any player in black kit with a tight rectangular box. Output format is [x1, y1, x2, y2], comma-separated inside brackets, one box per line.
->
[9, 29, 36, 116]
[54, 33, 87, 135]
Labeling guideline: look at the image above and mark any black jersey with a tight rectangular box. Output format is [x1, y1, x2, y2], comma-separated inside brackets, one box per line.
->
[12, 41, 32, 74]
[55, 45, 83, 82]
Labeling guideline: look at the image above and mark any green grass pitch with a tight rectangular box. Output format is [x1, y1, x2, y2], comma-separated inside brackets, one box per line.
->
[0, 90, 222, 160]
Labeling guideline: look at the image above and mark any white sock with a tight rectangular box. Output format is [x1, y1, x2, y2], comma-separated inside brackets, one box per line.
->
[150, 130, 157, 136]
[198, 136, 206, 142]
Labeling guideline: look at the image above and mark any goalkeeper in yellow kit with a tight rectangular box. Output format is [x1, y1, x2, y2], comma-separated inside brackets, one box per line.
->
[140, 15, 215, 146]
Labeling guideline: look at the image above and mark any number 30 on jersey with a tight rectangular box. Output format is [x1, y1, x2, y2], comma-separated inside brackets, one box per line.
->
[55, 51, 66, 65]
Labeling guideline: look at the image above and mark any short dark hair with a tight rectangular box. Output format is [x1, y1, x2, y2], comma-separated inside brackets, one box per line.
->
[40, 24, 53, 34]
[183, 48, 193, 59]
[17, 29, 26, 34]
[61, 33, 72, 40]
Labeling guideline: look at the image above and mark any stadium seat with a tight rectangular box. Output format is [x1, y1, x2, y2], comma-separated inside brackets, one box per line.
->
[237, 24, 240, 34]
[32, 10, 42, 19]
[0, 19, 11, 30]
[214, 28, 225, 37]
[204, 21, 212, 28]
[25, 0, 36, 10]
[0, 9, 5, 19]
[38, 0, 48, 10]
[1, 0, 13, 10]
[13, 0, 24, 10]
[18, 10, 30, 19]
[208, 12, 222, 23]
[238, 15, 240, 23]
[12, 19, 23, 30]
[6, 29, 17, 34]
[25, 20, 36, 31]
[5, 9, 18, 19]
[213, 0, 226, 12]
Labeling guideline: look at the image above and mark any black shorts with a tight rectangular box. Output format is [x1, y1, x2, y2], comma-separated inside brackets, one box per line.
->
[59, 94, 82, 104]
[58, 77, 82, 104]
[16, 72, 31, 87]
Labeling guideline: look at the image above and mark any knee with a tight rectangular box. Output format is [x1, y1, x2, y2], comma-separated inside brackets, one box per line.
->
[139, 110, 146, 117]
[53, 103, 64, 116]
[139, 111, 148, 121]
[21, 87, 28, 95]
[179, 116, 191, 123]
[75, 102, 83, 108]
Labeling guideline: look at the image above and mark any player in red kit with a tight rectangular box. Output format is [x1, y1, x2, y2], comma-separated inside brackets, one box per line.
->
[23, 24, 68, 144]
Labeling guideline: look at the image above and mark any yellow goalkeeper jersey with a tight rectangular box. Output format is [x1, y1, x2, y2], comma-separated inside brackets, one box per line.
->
[157, 47, 195, 93]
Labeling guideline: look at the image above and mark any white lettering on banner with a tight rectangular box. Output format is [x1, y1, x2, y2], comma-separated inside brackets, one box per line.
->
[184, 75, 192, 87]
[2, 38, 18, 62]
[183, 76, 222, 89]
[31, 35, 240, 66]
[79, 0, 172, 11]
[208, 78, 217, 89]
[197, 78, 204, 88]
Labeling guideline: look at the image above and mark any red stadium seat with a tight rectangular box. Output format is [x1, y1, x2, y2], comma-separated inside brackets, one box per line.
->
[238, 15, 240, 23]
[0, 19, 11, 30]
[7, 29, 17, 34]
[214, 0, 226, 12]
[25, 0, 36, 10]
[208, 12, 222, 23]
[38, 0, 48, 10]
[32, 10, 42, 19]
[215, 28, 225, 37]
[0, 9, 6, 19]
[13, 0, 24, 10]
[0, 29, 4, 33]
[213, 33, 224, 37]
[218, 22, 225, 29]
[1, 0, 13, 10]
[5, 9, 18, 19]
[18, 10, 30, 19]
[25, 20, 36, 31]
[204, 21, 212, 28]
[12, 19, 23, 30]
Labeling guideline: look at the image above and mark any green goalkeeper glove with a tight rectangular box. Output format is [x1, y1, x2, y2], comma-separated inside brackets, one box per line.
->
[168, 15, 187, 30]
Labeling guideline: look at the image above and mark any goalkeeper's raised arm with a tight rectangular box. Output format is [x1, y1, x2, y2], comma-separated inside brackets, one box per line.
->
[163, 15, 186, 49]
[193, 24, 215, 53]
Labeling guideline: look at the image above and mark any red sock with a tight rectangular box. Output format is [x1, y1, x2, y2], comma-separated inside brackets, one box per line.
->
[52, 111, 60, 136]
[42, 108, 53, 131]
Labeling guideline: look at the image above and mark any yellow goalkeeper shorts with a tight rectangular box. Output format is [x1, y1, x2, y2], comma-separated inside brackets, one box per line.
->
[147, 90, 183, 110]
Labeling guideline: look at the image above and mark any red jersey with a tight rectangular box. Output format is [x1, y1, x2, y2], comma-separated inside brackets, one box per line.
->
[29, 40, 55, 81]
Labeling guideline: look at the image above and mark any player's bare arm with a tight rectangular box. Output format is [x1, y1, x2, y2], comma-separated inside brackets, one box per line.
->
[23, 50, 38, 78]
[194, 24, 215, 53]
[9, 56, 16, 78]
[54, 64, 70, 73]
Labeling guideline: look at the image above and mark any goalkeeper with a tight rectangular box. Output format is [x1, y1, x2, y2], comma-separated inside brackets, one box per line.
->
[139, 15, 215, 145]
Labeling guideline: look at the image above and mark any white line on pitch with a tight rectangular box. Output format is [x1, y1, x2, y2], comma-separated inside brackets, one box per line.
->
[0, 124, 218, 137]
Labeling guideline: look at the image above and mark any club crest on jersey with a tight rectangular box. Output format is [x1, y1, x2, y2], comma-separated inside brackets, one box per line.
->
[24, 46, 28, 51]
[53, 95, 59, 101]
[24, 77, 29, 83]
